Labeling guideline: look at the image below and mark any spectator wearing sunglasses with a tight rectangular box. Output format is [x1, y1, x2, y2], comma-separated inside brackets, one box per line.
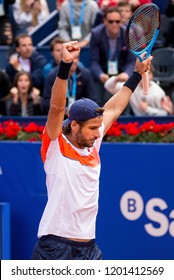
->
[89, 6, 135, 108]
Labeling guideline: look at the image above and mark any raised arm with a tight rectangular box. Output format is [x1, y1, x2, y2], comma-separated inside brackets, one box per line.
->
[103, 55, 153, 135]
[46, 41, 80, 140]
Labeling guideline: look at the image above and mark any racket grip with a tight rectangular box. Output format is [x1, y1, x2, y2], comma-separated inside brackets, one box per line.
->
[142, 71, 149, 95]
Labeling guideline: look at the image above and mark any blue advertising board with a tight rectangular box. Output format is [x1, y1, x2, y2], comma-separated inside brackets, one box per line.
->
[0, 142, 174, 260]
[0, 203, 10, 259]
[97, 143, 174, 260]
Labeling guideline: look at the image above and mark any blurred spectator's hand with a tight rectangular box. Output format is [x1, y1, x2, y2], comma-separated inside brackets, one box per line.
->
[10, 87, 19, 103]
[99, 73, 109, 83]
[9, 54, 21, 71]
[139, 100, 148, 112]
[115, 72, 129, 82]
[31, 87, 41, 104]
[161, 96, 173, 115]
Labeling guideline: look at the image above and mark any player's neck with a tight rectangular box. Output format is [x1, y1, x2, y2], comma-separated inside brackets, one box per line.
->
[66, 134, 84, 149]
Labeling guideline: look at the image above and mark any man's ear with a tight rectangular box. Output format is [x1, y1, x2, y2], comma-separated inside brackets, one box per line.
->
[71, 120, 79, 132]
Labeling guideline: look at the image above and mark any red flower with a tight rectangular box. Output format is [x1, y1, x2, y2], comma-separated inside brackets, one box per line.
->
[0, 120, 44, 141]
[0, 123, 5, 135]
[105, 120, 174, 143]
[23, 122, 39, 133]
[123, 122, 139, 136]
[2, 120, 21, 139]
[107, 122, 122, 136]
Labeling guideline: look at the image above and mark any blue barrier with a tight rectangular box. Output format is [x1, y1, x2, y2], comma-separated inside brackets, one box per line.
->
[0, 142, 46, 260]
[0, 203, 11, 260]
[1, 115, 174, 125]
[0, 141, 174, 260]
[1, 115, 174, 127]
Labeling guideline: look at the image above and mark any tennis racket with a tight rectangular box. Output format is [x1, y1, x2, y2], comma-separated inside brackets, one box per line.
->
[126, 4, 160, 95]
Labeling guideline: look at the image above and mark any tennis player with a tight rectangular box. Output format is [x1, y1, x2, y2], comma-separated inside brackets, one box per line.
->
[32, 41, 152, 260]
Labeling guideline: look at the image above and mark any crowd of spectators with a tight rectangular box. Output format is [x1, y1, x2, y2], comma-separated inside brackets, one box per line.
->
[0, 0, 173, 117]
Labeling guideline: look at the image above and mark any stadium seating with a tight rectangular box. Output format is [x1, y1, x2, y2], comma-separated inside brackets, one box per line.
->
[28, 9, 59, 46]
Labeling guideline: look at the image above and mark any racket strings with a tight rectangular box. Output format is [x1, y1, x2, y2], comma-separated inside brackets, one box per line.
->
[128, 7, 159, 52]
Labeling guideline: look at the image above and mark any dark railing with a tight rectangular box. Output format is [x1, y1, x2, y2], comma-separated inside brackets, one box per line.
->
[1, 116, 174, 126]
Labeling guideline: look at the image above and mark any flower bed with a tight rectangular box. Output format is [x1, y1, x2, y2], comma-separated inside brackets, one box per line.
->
[1, 119, 174, 142]
[0, 120, 44, 141]
[105, 120, 174, 143]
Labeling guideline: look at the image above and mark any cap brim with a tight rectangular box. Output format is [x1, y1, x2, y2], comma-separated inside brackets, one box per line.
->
[63, 118, 71, 127]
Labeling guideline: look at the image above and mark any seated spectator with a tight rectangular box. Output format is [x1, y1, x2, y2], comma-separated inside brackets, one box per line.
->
[58, 0, 99, 48]
[104, 65, 173, 116]
[0, 69, 11, 115]
[43, 37, 64, 79]
[12, 0, 50, 34]
[42, 57, 98, 114]
[89, 6, 135, 107]
[6, 70, 42, 116]
[6, 33, 47, 91]
[0, 0, 15, 45]
[117, 1, 133, 26]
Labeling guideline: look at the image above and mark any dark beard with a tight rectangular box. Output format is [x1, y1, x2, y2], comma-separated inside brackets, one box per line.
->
[75, 129, 94, 148]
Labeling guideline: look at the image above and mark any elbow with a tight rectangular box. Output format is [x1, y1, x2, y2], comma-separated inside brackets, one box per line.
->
[49, 103, 65, 115]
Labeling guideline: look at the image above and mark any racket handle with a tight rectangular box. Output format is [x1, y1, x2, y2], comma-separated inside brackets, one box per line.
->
[142, 71, 149, 95]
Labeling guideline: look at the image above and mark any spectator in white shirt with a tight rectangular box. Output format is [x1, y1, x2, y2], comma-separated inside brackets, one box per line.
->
[104, 65, 174, 116]
[12, 0, 50, 34]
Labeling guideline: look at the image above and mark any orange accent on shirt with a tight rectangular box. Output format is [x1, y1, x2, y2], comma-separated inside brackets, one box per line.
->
[41, 128, 100, 167]
[41, 128, 51, 162]
[59, 134, 100, 167]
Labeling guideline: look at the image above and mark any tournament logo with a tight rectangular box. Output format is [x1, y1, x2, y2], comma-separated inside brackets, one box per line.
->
[120, 190, 174, 237]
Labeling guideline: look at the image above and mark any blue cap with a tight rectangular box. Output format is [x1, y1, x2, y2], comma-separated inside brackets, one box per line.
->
[63, 98, 103, 127]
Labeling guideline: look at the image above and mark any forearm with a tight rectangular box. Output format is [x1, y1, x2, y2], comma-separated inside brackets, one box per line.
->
[145, 106, 168, 116]
[90, 62, 104, 81]
[48, 61, 72, 117]
[49, 77, 67, 113]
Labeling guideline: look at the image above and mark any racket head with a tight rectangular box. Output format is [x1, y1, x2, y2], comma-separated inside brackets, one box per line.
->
[126, 3, 161, 61]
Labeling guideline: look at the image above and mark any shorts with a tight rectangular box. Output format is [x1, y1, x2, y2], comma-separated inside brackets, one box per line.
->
[32, 234, 102, 260]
